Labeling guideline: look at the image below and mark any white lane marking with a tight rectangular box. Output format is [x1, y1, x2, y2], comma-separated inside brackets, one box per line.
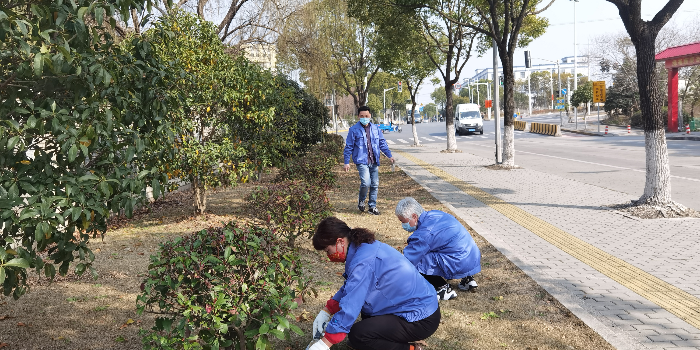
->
[434, 136, 447, 140]
[422, 137, 436, 141]
[386, 140, 396, 145]
[397, 139, 409, 144]
[471, 144, 700, 183]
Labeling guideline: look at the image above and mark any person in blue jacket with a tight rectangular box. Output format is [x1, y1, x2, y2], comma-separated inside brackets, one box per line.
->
[395, 197, 481, 300]
[343, 106, 394, 215]
[308, 217, 439, 350]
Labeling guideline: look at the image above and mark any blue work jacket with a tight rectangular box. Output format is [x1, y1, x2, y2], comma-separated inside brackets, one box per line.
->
[403, 210, 481, 280]
[326, 240, 438, 335]
[343, 122, 392, 165]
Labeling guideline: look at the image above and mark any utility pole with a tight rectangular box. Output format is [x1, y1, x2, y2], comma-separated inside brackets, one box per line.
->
[333, 89, 337, 134]
[383, 87, 395, 124]
[493, 39, 502, 164]
[487, 81, 492, 120]
[572, 0, 579, 128]
[527, 70, 532, 116]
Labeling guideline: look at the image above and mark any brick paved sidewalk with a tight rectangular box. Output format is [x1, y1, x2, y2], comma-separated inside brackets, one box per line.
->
[393, 143, 700, 350]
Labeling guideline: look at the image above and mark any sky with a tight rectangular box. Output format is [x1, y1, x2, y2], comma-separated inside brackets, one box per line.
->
[415, 0, 700, 105]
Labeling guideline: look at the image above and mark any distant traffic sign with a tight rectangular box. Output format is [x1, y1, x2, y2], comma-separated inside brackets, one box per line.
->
[593, 81, 606, 103]
[561, 88, 567, 96]
[555, 105, 565, 110]
[557, 98, 565, 104]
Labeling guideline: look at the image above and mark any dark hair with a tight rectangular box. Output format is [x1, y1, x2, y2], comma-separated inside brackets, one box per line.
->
[357, 106, 371, 115]
[313, 217, 375, 250]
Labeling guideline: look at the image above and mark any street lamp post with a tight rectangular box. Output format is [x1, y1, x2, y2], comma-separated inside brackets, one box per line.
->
[571, 0, 579, 128]
[383, 87, 395, 124]
[493, 38, 502, 164]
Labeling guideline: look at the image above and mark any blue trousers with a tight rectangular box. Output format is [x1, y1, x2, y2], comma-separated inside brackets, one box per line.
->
[356, 163, 379, 208]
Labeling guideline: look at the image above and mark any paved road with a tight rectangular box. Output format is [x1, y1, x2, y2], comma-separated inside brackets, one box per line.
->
[357, 116, 700, 210]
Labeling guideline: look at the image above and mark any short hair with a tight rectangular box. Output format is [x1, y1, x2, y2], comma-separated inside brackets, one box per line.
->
[358, 106, 371, 115]
[395, 197, 426, 219]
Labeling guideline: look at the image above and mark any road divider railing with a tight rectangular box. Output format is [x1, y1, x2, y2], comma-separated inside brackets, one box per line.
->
[529, 122, 561, 137]
[514, 120, 528, 131]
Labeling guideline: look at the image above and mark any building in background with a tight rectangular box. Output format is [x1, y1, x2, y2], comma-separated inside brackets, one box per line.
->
[468, 56, 589, 82]
[242, 43, 277, 71]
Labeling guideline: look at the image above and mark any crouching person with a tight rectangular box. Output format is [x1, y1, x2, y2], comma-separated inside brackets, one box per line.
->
[395, 197, 481, 300]
[308, 217, 440, 350]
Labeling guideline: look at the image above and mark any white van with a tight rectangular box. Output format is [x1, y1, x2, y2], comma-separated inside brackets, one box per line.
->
[454, 103, 483, 135]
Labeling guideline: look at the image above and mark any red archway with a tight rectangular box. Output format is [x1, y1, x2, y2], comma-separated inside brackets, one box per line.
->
[656, 41, 700, 132]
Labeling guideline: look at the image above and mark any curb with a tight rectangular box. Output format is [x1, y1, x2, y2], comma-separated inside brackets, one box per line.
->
[667, 136, 700, 141]
[561, 128, 604, 136]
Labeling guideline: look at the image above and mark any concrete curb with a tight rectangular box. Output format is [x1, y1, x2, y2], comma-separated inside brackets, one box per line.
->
[668, 135, 700, 141]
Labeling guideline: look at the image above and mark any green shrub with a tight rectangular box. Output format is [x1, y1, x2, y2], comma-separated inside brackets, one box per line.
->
[321, 134, 345, 162]
[276, 151, 337, 191]
[246, 180, 332, 247]
[136, 223, 307, 350]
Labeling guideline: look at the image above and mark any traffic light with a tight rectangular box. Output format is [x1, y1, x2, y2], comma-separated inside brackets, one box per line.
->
[524, 50, 532, 68]
[499, 76, 504, 86]
[397, 81, 402, 92]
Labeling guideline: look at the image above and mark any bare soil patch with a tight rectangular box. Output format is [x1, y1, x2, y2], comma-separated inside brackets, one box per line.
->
[1, 161, 614, 350]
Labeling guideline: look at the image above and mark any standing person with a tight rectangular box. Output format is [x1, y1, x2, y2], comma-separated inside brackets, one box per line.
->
[307, 217, 439, 350]
[395, 197, 481, 300]
[343, 106, 394, 215]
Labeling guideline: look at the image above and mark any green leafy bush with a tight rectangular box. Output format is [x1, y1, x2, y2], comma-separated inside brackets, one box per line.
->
[321, 134, 345, 162]
[1, 0, 173, 298]
[137, 223, 306, 350]
[276, 150, 337, 191]
[246, 180, 332, 247]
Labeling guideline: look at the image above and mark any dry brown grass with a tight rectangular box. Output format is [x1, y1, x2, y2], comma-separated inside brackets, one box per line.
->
[0, 161, 614, 350]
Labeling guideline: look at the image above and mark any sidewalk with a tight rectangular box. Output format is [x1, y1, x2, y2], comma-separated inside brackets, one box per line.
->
[393, 143, 700, 350]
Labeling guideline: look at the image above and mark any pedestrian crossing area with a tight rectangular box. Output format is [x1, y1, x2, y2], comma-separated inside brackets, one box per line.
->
[385, 131, 576, 145]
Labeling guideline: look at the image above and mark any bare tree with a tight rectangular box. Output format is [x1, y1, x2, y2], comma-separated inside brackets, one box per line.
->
[278, 0, 380, 109]
[161, 0, 302, 50]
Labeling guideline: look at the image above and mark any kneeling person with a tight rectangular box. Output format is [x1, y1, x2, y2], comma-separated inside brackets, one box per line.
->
[308, 217, 440, 350]
[395, 197, 481, 300]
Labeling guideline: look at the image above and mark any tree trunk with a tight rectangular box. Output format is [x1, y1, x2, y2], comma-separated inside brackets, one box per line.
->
[410, 103, 420, 146]
[501, 54, 516, 166]
[635, 34, 672, 205]
[444, 83, 457, 151]
[193, 178, 207, 215]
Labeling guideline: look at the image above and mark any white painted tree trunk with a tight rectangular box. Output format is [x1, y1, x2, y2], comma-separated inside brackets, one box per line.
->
[445, 123, 457, 150]
[639, 129, 672, 205]
[501, 125, 515, 166]
[412, 122, 420, 146]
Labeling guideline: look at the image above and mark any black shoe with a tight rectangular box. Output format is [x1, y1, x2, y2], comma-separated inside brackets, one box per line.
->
[358, 204, 366, 212]
[368, 207, 380, 215]
[458, 276, 478, 292]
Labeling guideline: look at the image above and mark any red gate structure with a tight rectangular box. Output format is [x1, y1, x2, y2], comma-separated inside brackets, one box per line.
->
[656, 41, 700, 132]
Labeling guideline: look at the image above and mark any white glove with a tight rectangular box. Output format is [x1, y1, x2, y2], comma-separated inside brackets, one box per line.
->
[312, 310, 331, 339]
[307, 339, 331, 350]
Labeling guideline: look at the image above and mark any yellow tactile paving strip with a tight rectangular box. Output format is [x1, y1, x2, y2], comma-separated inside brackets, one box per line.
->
[396, 150, 700, 329]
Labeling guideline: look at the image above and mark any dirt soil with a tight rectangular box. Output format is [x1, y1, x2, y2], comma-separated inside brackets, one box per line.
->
[0, 161, 615, 350]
